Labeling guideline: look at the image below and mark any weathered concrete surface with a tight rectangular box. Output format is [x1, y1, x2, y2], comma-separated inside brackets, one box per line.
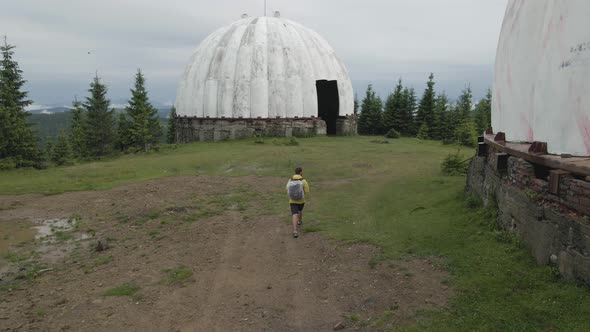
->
[175, 117, 327, 142]
[493, 1, 590, 156]
[467, 151, 590, 284]
[175, 16, 354, 120]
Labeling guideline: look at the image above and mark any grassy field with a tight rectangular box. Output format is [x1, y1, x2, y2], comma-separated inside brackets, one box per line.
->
[1, 136, 590, 330]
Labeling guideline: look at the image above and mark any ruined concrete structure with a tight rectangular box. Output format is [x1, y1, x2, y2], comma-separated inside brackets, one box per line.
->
[467, 139, 590, 284]
[174, 14, 356, 141]
[467, 1, 590, 284]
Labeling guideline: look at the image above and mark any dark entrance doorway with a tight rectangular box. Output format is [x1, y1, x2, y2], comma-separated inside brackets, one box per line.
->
[316, 80, 339, 135]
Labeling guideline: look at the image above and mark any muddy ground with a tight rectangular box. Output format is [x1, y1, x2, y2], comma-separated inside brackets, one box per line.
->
[0, 176, 452, 331]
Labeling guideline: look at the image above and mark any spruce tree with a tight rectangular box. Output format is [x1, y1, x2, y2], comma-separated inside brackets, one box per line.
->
[84, 75, 115, 158]
[167, 106, 177, 144]
[357, 85, 383, 135]
[353, 94, 359, 115]
[70, 98, 87, 158]
[453, 87, 477, 146]
[432, 93, 450, 141]
[124, 69, 162, 151]
[416, 73, 436, 139]
[416, 123, 430, 140]
[473, 89, 492, 135]
[400, 87, 417, 136]
[51, 130, 72, 166]
[455, 86, 473, 123]
[383, 79, 405, 134]
[116, 112, 131, 151]
[0, 37, 41, 167]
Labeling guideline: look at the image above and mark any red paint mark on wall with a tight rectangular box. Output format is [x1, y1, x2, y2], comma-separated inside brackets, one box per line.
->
[543, 18, 554, 49]
[576, 97, 590, 155]
[520, 113, 534, 142]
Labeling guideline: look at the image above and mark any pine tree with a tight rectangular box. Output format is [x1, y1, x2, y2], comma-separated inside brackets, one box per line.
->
[455, 86, 473, 123]
[0, 37, 41, 167]
[116, 112, 131, 151]
[450, 87, 476, 146]
[383, 79, 405, 134]
[416, 73, 436, 139]
[357, 85, 383, 135]
[124, 69, 162, 151]
[400, 87, 417, 136]
[51, 130, 72, 166]
[473, 89, 492, 135]
[84, 75, 115, 158]
[70, 98, 87, 158]
[167, 106, 177, 144]
[431, 93, 450, 141]
[44, 139, 54, 161]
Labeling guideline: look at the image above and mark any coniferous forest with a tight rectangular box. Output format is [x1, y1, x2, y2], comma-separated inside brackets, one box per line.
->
[0, 39, 171, 169]
[357, 74, 492, 147]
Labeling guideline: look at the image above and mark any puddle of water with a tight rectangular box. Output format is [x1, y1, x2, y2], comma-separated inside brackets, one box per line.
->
[0, 219, 36, 256]
[0, 218, 88, 257]
[33, 218, 75, 240]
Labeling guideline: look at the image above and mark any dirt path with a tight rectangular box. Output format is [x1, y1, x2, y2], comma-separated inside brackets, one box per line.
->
[0, 176, 452, 331]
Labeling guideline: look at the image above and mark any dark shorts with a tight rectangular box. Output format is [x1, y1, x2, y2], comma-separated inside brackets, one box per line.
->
[290, 203, 305, 215]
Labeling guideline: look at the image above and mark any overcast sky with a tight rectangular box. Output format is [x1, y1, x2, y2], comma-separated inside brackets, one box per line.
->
[1, 0, 508, 109]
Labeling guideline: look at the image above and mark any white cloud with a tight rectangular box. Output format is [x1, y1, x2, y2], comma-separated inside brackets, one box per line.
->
[24, 104, 49, 111]
[1, 0, 509, 103]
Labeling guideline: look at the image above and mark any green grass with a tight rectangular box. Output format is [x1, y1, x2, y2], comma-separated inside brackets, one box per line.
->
[2, 136, 590, 330]
[103, 282, 140, 297]
[93, 255, 112, 266]
[162, 266, 193, 285]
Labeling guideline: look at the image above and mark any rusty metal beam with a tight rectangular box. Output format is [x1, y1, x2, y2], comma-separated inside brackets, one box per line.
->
[484, 134, 590, 177]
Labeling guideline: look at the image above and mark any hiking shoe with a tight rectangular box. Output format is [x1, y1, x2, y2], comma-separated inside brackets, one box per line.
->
[293, 232, 299, 238]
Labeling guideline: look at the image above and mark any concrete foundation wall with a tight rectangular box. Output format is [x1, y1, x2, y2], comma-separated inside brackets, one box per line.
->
[336, 115, 358, 136]
[175, 115, 358, 142]
[467, 149, 590, 284]
[175, 117, 325, 143]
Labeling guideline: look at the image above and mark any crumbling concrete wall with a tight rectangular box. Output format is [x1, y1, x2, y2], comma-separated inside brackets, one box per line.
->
[336, 115, 358, 136]
[467, 150, 590, 284]
[175, 117, 328, 143]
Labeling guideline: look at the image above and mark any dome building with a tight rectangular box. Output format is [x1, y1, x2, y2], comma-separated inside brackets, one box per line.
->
[174, 13, 356, 141]
[492, 1, 590, 156]
[468, 1, 590, 285]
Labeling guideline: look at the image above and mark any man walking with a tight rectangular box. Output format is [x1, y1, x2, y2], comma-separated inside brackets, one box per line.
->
[286, 167, 309, 238]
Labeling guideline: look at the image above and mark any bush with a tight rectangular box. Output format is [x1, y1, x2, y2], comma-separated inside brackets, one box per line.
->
[465, 194, 483, 209]
[0, 157, 16, 170]
[454, 120, 477, 147]
[441, 151, 469, 175]
[417, 123, 430, 140]
[385, 129, 401, 139]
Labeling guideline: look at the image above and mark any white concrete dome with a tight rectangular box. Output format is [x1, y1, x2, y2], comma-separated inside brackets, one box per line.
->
[493, 1, 590, 156]
[175, 16, 354, 119]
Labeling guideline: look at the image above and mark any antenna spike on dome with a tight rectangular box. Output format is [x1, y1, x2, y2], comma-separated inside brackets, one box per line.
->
[241, 13, 249, 19]
[274, 11, 280, 18]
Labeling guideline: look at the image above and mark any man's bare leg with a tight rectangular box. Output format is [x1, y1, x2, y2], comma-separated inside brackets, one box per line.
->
[292, 214, 299, 234]
[298, 211, 303, 225]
